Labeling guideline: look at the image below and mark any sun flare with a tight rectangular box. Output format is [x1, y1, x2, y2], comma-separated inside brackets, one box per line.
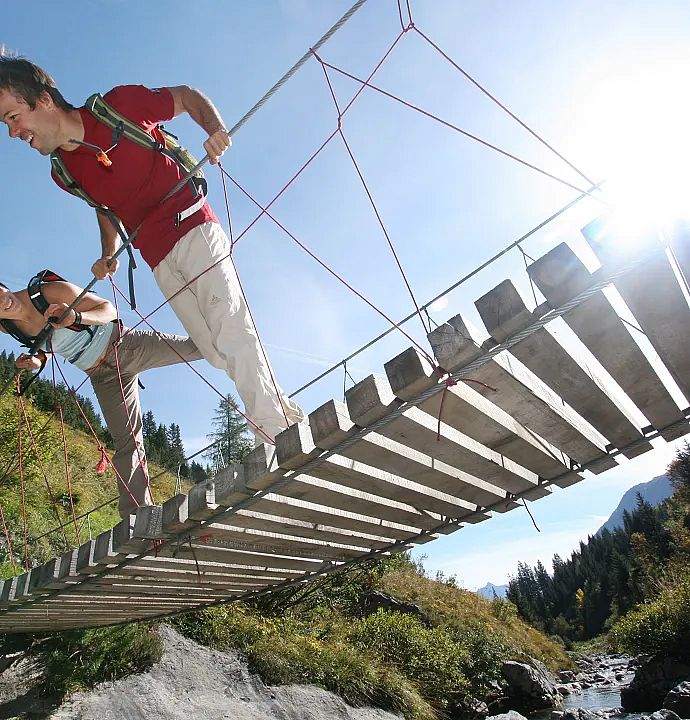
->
[575, 51, 690, 229]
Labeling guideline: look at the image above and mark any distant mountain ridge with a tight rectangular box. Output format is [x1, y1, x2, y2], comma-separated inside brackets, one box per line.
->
[596, 474, 673, 535]
[476, 582, 508, 599]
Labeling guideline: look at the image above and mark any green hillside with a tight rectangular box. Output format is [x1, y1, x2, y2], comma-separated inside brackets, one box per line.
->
[0, 387, 183, 577]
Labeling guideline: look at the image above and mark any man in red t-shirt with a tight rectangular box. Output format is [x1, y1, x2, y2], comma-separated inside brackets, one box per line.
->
[0, 54, 303, 445]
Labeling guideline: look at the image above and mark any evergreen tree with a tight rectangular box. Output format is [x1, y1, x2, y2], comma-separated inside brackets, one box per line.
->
[189, 460, 208, 483]
[166, 423, 187, 477]
[205, 393, 253, 473]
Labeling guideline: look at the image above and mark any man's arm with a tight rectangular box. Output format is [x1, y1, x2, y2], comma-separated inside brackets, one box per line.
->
[167, 85, 231, 165]
[92, 209, 121, 279]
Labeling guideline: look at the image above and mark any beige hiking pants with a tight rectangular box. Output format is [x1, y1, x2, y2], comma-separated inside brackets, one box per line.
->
[153, 221, 303, 443]
[90, 325, 203, 518]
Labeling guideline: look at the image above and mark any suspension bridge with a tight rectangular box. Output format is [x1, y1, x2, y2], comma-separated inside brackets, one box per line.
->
[1, 0, 689, 632]
[0, 215, 688, 631]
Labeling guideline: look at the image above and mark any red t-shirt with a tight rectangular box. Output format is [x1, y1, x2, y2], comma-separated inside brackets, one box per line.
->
[51, 85, 218, 269]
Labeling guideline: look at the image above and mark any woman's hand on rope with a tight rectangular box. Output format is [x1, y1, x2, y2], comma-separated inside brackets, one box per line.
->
[15, 352, 46, 371]
[44, 303, 79, 329]
[92, 255, 119, 280]
[204, 129, 231, 165]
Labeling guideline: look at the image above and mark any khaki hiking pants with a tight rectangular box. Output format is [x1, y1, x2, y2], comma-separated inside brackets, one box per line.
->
[90, 325, 203, 518]
[153, 221, 304, 443]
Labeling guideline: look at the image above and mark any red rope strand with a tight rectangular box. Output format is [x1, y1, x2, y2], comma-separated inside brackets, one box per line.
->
[412, 26, 596, 187]
[220, 165, 436, 365]
[16, 391, 72, 550]
[16, 379, 30, 572]
[56, 404, 82, 545]
[315, 58, 605, 201]
[0, 502, 16, 576]
[110, 283, 153, 506]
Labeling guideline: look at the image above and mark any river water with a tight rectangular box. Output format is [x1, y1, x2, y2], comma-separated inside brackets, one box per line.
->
[531, 659, 645, 720]
[559, 682, 642, 719]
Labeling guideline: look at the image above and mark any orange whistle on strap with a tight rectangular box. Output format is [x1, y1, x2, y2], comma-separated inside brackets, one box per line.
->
[96, 151, 112, 167]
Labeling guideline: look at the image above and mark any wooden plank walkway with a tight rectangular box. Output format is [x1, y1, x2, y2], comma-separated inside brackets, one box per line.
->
[1, 218, 688, 632]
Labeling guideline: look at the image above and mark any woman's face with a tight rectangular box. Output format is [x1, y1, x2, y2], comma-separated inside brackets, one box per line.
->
[0, 285, 21, 320]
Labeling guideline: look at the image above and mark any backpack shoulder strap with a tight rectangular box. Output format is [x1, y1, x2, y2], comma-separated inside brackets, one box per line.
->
[86, 93, 162, 151]
[50, 151, 105, 210]
[27, 270, 92, 334]
[0, 318, 34, 349]
[86, 93, 204, 180]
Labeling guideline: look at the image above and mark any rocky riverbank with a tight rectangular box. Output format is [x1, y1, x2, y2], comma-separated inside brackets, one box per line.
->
[483, 653, 690, 720]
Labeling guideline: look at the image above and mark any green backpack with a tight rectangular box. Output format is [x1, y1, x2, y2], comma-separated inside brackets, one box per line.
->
[50, 92, 206, 211]
[49, 93, 208, 308]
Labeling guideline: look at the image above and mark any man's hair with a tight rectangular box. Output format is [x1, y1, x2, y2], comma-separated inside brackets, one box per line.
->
[0, 50, 74, 111]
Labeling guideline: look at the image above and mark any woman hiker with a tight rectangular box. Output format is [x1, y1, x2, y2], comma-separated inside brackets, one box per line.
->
[0, 270, 202, 518]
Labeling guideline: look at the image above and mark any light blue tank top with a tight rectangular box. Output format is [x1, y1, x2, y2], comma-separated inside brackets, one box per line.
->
[41, 323, 117, 371]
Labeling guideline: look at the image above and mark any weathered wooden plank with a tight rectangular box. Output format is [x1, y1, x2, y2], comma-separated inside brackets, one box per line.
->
[240, 493, 462, 544]
[428, 314, 617, 476]
[156, 542, 336, 572]
[220, 509, 395, 549]
[347, 374, 546, 496]
[583, 215, 690, 404]
[528, 242, 689, 442]
[475, 279, 652, 458]
[309, 399, 495, 516]
[284, 411, 515, 511]
[385, 346, 581, 487]
[195, 522, 376, 560]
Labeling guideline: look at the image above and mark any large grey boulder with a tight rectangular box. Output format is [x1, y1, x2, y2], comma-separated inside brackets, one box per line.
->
[561, 710, 601, 720]
[487, 712, 529, 720]
[468, 698, 490, 718]
[664, 681, 690, 718]
[621, 657, 690, 712]
[501, 659, 560, 711]
[645, 710, 682, 720]
[358, 590, 430, 626]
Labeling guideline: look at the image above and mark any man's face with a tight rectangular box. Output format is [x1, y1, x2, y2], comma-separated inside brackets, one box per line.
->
[0, 88, 61, 155]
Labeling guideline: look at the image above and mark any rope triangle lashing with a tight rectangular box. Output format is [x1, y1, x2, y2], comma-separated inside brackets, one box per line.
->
[16, 378, 30, 572]
[423, 306, 439, 330]
[16, 391, 72, 551]
[312, 44, 434, 343]
[0, 502, 16, 576]
[396, 0, 414, 31]
[408, 25, 596, 188]
[220, 165, 436, 367]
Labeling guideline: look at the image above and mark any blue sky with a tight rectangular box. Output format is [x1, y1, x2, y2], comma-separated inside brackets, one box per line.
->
[2, 1, 690, 589]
